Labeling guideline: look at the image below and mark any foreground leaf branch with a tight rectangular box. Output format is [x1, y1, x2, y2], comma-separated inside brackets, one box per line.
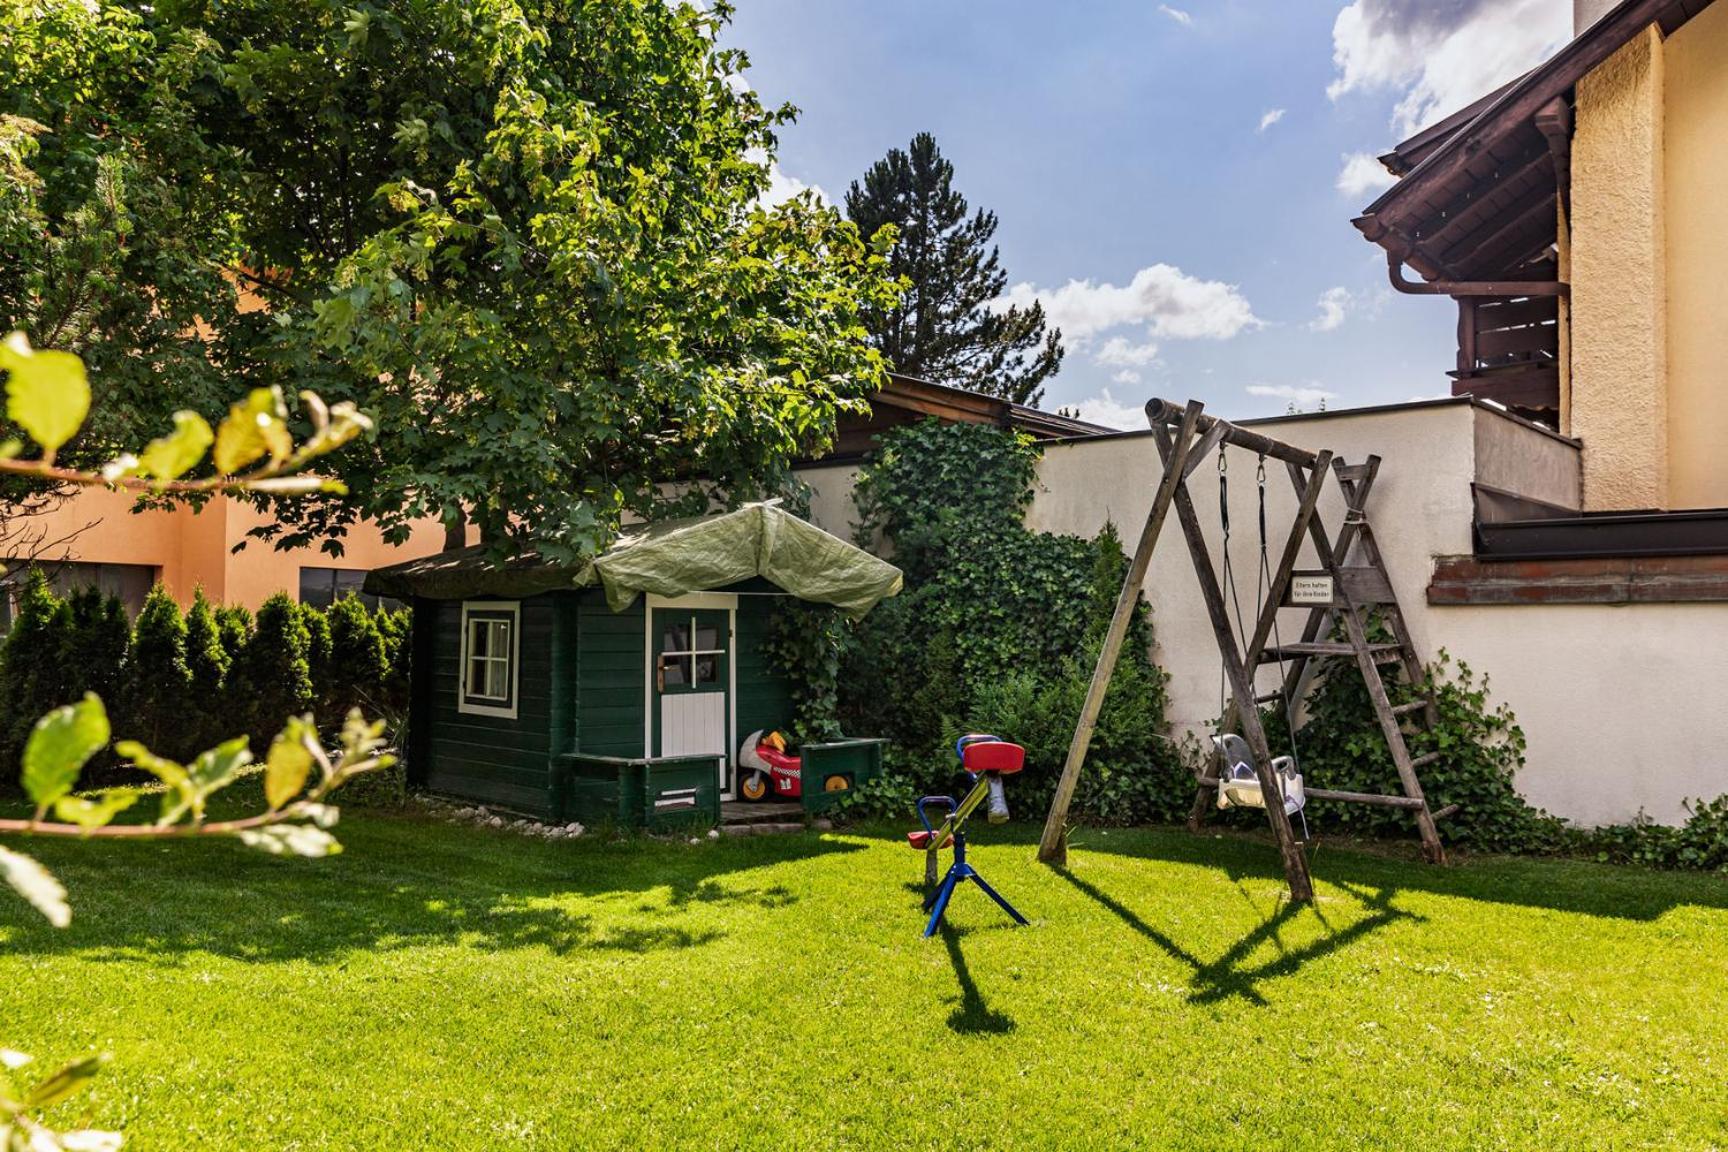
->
[0, 332, 368, 496]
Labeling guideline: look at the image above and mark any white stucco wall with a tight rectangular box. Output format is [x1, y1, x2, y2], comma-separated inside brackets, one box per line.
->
[799, 400, 1728, 827]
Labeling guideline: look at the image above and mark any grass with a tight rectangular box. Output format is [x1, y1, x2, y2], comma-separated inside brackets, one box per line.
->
[5, 803, 1728, 1151]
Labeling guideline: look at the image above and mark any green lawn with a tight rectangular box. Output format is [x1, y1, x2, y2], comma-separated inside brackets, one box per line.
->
[5, 806, 1727, 1150]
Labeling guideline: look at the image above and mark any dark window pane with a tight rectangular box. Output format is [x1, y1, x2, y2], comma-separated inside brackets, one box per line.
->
[693, 624, 720, 650]
[660, 654, 691, 687]
[694, 653, 720, 684]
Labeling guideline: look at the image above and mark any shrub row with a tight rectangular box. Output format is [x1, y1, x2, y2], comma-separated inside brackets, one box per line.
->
[0, 573, 410, 785]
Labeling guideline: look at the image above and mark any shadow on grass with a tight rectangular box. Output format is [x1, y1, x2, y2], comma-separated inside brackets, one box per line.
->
[1059, 869, 1416, 1006]
[0, 813, 862, 966]
[940, 924, 1016, 1035]
[1047, 822, 1728, 922]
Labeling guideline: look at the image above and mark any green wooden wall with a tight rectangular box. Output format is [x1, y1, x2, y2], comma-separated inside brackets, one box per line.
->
[419, 595, 558, 817]
[734, 594, 796, 743]
[573, 591, 646, 757]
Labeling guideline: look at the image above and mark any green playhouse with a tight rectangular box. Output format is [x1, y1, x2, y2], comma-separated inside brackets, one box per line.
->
[366, 504, 901, 830]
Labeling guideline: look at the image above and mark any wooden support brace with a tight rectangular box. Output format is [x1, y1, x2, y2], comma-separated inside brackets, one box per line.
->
[1037, 401, 1207, 866]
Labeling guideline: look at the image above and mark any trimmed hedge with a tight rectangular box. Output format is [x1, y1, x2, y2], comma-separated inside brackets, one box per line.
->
[0, 580, 410, 788]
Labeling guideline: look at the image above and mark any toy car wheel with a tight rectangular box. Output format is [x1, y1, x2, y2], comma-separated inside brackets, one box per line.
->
[823, 775, 850, 793]
[739, 771, 770, 802]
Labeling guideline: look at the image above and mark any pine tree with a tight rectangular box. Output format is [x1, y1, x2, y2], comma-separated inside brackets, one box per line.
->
[185, 589, 229, 751]
[125, 585, 192, 759]
[846, 132, 1064, 405]
[301, 602, 332, 715]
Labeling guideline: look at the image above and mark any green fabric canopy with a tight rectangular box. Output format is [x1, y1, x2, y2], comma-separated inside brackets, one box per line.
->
[365, 503, 903, 618]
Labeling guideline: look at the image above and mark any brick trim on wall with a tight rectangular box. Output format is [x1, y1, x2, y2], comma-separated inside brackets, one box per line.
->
[1428, 554, 1728, 605]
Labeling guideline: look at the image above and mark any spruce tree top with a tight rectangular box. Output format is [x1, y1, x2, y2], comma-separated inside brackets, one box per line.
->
[846, 132, 1064, 406]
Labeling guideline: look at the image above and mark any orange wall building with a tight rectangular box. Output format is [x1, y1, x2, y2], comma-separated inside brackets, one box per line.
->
[5, 488, 452, 614]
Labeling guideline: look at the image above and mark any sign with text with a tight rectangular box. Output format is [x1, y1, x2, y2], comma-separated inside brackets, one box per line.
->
[1287, 574, 1336, 607]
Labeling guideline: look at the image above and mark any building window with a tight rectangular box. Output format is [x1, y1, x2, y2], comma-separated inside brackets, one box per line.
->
[298, 567, 401, 612]
[458, 601, 518, 718]
[0, 561, 157, 631]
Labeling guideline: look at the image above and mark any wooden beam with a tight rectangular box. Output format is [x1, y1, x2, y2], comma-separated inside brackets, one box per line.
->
[1036, 401, 1205, 866]
[1156, 425, 1314, 903]
[1144, 398, 1321, 469]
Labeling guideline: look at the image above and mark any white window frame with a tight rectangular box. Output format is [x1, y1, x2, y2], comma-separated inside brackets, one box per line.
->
[458, 600, 520, 719]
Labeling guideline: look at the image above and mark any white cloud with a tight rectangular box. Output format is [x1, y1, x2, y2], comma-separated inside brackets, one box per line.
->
[1336, 151, 1396, 198]
[1095, 336, 1162, 368]
[1257, 108, 1287, 133]
[1328, 0, 1571, 136]
[1309, 286, 1352, 332]
[997, 264, 1261, 347]
[1075, 387, 1150, 431]
[1111, 369, 1143, 385]
[1158, 4, 1193, 27]
[761, 160, 829, 208]
[1247, 383, 1341, 409]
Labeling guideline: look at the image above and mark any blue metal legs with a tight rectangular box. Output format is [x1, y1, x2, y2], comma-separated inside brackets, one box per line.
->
[922, 852, 1029, 938]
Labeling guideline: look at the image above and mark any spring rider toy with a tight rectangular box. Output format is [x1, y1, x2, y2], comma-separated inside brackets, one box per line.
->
[906, 734, 1029, 938]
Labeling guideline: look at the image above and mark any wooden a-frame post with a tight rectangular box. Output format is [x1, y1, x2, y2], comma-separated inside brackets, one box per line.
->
[1037, 398, 1317, 903]
[1036, 401, 1203, 867]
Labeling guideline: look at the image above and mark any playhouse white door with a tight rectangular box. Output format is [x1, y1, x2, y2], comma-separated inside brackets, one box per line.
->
[650, 600, 735, 799]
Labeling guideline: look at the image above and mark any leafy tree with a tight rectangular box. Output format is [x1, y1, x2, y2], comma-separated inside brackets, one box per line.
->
[124, 584, 192, 759]
[846, 132, 1063, 405]
[0, 0, 896, 563]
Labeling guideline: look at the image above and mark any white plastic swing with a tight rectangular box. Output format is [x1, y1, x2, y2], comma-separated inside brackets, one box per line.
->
[1212, 733, 1306, 816]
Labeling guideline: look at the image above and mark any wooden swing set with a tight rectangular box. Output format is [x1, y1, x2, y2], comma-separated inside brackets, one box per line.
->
[1036, 397, 1452, 903]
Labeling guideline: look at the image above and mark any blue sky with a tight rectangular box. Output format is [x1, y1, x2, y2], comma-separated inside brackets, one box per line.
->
[724, 0, 1572, 424]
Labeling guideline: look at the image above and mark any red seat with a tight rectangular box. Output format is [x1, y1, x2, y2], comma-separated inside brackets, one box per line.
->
[907, 830, 952, 851]
[961, 741, 1025, 775]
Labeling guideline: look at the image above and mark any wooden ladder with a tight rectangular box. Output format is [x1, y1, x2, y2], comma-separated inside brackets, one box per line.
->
[1190, 455, 1450, 864]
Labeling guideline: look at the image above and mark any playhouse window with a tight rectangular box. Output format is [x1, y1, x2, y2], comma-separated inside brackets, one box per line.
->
[459, 602, 519, 718]
[658, 614, 724, 691]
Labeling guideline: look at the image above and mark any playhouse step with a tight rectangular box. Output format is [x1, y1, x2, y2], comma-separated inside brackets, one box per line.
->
[720, 800, 807, 826]
[720, 820, 830, 837]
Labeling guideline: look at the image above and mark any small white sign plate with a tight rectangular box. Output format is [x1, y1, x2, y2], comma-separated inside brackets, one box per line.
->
[1289, 575, 1335, 606]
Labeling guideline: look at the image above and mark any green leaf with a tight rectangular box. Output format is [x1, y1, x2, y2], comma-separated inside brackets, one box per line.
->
[187, 737, 253, 807]
[22, 695, 110, 810]
[113, 740, 192, 825]
[0, 844, 69, 927]
[52, 789, 139, 832]
[0, 332, 90, 455]
[236, 823, 342, 858]
[23, 1052, 107, 1110]
[138, 410, 215, 480]
[265, 721, 314, 810]
[213, 386, 291, 475]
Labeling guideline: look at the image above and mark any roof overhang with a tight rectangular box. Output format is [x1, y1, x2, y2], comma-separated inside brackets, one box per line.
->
[1353, 0, 1713, 291]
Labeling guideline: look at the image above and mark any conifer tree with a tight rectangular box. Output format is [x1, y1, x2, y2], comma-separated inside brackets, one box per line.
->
[234, 594, 314, 748]
[185, 589, 230, 750]
[0, 571, 69, 775]
[325, 596, 388, 719]
[60, 585, 130, 708]
[125, 585, 192, 760]
[846, 132, 1064, 405]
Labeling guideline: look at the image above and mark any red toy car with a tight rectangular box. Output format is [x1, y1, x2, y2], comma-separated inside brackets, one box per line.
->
[736, 729, 851, 801]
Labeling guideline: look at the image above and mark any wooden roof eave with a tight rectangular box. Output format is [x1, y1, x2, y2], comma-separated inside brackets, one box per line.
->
[1361, 0, 1695, 234]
